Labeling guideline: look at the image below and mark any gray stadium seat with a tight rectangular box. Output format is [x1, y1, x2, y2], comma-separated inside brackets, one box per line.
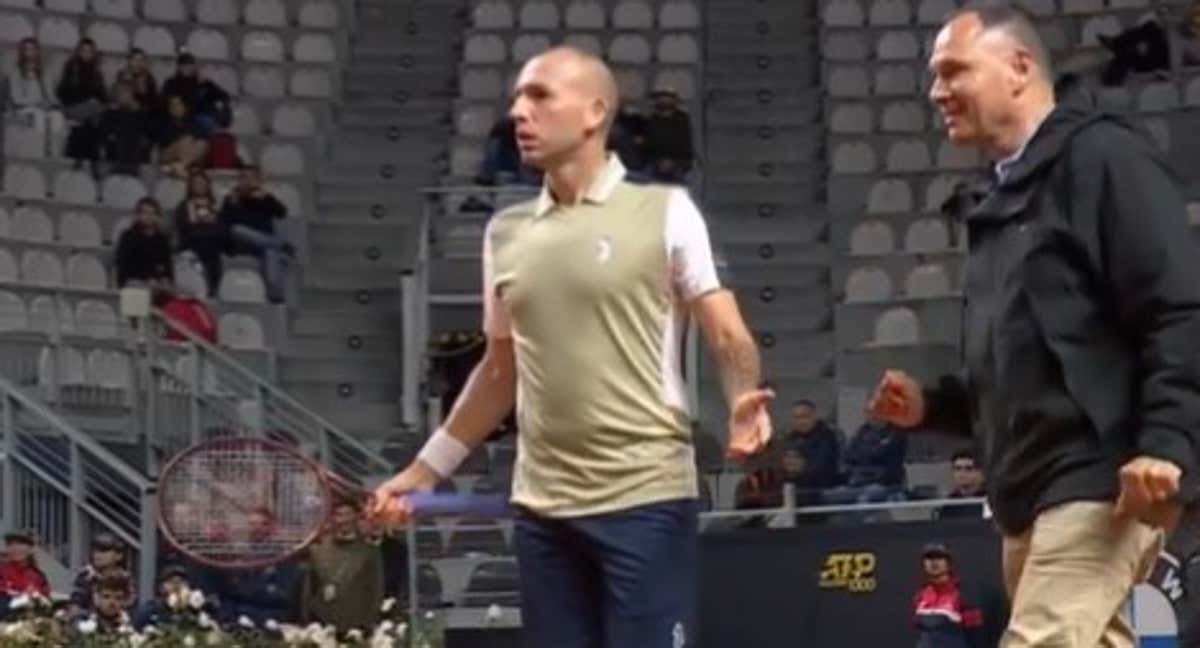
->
[4, 164, 46, 199]
[0, 247, 16, 283]
[272, 104, 316, 137]
[85, 21, 130, 54]
[291, 68, 332, 97]
[823, 33, 869, 61]
[132, 25, 176, 58]
[520, 0, 561, 29]
[867, 178, 913, 214]
[905, 264, 952, 298]
[231, 103, 262, 135]
[873, 306, 920, 345]
[196, 0, 239, 25]
[825, 0, 865, 26]
[102, 175, 148, 210]
[21, 250, 64, 286]
[465, 34, 507, 64]
[875, 64, 918, 96]
[917, 0, 955, 25]
[218, 312, 266, 350]
[849, 219, 895, 255]
[12, 205, 54, 242]
[93, 0, 135, 18]
[298, 0, 340, 28]
[935, 140, 981, 169]
[830, 103, 874, 133]
[245, 66, 287, 98]
[1079, 15, 1123, 48]
[29, 295, 75, 335]
[658, 34, 700, 64]
[924, 174, 966, 212]
[218, 269, 268, 303]
[830, 66, 870, 98]
[55, 170, 98, 205]
[66, 253, 107, 290]
[1017, 0, 1057, 16]
[1138, 82, 1182, 112]
[38, 16, 79, 49]
[563, 33, 604, 57]
[462, 68, 505, 99]
[59, 211, 102, 248]
[0, 11, 33, 43]
[261, 143, 305, 176]
[612, 0, 653, 29]
[76, 299, 119, 338]
[609, 33, 652, 64]
[245, 0, 288, 27]
[832, 141, 877, 174]
[877, 30, 920, 60]
[846, 266, 893, 303]
[186, 28, 232, 60]
[881, 100, 925, 132]
[886, 138, 931, 171]
[294, 33, 338, 63]
[870, 0, 912, 25]
[661, 0, 700, 28]
[1062, 0, 1103, 14]
[143, 0, 186, 22]
[474, 0, 515, 29]
[243, 31, 286, 63]
[904, 218, 950, 253]
[0, 207, 9, 238]
[0, 291, 27, 332]
[565, 0, 607, 28]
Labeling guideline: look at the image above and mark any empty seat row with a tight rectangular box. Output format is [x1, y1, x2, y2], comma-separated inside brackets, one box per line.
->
[827, 63, 927, 98]
[846, 263, 956, 303]
[0, 292, 118, 338]
[461, 65, 695, 101]
[0, 247, 108, 291]
[829, 100, 930, 134]
[228, 102, 319, 137]
[38, 345, 132, 390]
[859, 175, 971, 215]
[1, 0, 341, 29]
[831, 137, 982, 173]
[473, 0, 700, 30]
[868, 305, 950, 346]
[0, 205, 103, 248]
[848, 217, 955, 256]
[822, 0, 1151, 27]
[464, 31, 699, 65]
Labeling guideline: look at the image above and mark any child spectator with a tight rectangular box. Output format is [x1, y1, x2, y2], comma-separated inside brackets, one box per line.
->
[219, 164, 293, 303]
[71, 571, 133, 640]
[56, 38, 107, 170]
[156, 283, 217, 344]
[113, 48, 158, 111]
[116, 197, 173, 288]
[5, 38, 54, 160]
[160, 53, 231, 136]
[132, 564, 190, 630]
[100, 80, 153, 175]
[157, 94, 208, 178]
[68, 533, 128, 614]
[174, 170, 228, 294]
[0, 530, 49, 600]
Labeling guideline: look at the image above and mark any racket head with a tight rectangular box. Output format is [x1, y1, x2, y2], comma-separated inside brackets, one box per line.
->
[157, 437, 333, 570]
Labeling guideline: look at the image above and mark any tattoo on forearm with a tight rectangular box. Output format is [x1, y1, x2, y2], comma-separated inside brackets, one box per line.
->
[717, 334, 761, 403]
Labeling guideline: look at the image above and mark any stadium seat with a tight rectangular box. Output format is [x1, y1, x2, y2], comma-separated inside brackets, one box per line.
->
[0, 248, 16, 283]
[0, 291, 27, 332]
[92, 0, 135, 18]
[473, 0, 515, 29]
[261, 143, 305, 176]
[218, 269, 267, 303]
[66, 253, 107, 290]
[830, 66, 870, 98]
[21, 250, 64, 286]
[845, 266, 893, 303]
[38, 16, 79, 50]
[1141, 117, 1170, 152]
[132, 25, 176, 58]
[875, 64, 918, 96]
[298, 0, 339, 28]
[451, 144, 485, 177]
[886, 138, 931, 171]
[881, 101, 925, 132]
[0, 207, 9, 238]
[1062, 0, 1103, 14]
[870, 0, 912, 25]
[245, 0, 287, 27]
[59, 211, 102, 248]
[84, 21, 129, 54]
[613, 0, 653, 29]
[152, 178, 187, 213]
[608, 33, 651, 64]
[186, 28, 231, 60]
[1138, 82, 1182, 112]
[874, 307, 920, 345]
[5, 165, 47, 199]
[201, 64, 239, 97]
[1079, 15, 1123, 48]
[217, 313, 265, 350]
[877, 31, 920, 60]
[824, 0, 865, 26]
[562, 33, 604, 57]
[245, 66, 287, 98]
[935, 140, 981, 169]
[830, 103, 874, 133]
[653, 69, 695, 100]
[271, 104, 315, 137]
[242, 31, 286, 63]
[464, 34, 507, 64]
[461, 68, 504, 99]
[565, 0, 606, 28]
[658, 34, 700, 64]
[290, 68, 332, 98]
[456, 104, 496, 137]
[39, 347, 87, 394]
[0, 12, 33, 44]
[1017, 0, 1057, 16]
[849, 219, 895, 255]
[614, 68, 647, 100]
[267, 182, 301, 216]
[1038, 23, 1070, 52]
[512, 33, 553, 62]
[29, 295, 74, 335]
[905, 264, 953, 298]
[823, 33, 869, 61]
[230, 104, 262, 136]
[660, 0, 701, 29]
[76, 299, 118, 338]
[832, 141, 876, 174]
[101, 175, 148, 210]
[53, 170, 97, 205]
[905, 218, 951, 253]
[294, 33, 337, 63]
[4, 116, 44, 159]
[43, 0, 85, 12]
[866, 178, 913, 213]
[12, 205, 54, 242]
[0, 0, 37, 8]
[143, 0, 186, 22]
[1185, 77, 1200, 107]
[196, 0, 238, 25]
[917, 0, 955, 24]
[86, 349, 130, 389]
[925, 174, 966, 212]
[463, 560, 521, 605]
[520, 0, 560, 29]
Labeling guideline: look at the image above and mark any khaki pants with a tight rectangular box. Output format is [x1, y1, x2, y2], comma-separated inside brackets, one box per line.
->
[1000, 501, 1163, 648]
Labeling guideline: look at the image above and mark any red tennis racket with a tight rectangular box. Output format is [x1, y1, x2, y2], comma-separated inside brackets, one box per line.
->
[157, 437, 509, 569]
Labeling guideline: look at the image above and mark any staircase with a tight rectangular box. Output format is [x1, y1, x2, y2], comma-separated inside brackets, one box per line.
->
[701, 1, 834, 434]
[283, 0, 465, 442]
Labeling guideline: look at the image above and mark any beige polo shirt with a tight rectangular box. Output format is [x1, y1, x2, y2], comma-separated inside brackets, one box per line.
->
[482, 155, 720, 517]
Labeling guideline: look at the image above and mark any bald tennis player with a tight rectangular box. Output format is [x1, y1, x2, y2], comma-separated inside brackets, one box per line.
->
[373, 46, 773, 647]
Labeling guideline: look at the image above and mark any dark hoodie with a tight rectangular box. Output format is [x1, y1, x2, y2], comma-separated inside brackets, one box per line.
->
[924, 78, 1200, 535]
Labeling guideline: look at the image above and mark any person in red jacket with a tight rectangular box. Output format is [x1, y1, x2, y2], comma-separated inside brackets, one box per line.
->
[155, 284, 216, 344]
[913, 543, 982, 648]
[0, 530, 49, 599]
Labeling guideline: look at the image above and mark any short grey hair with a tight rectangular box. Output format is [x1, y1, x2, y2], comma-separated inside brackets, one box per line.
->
[947, 4, 1055, 83]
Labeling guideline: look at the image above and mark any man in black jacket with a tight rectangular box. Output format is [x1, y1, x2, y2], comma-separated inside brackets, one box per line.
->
[219, 164, 293, 303]
[868, 7, 1200, 648]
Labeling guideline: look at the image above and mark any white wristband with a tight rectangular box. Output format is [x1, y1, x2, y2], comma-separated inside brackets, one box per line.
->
[416, 428, 471, 478]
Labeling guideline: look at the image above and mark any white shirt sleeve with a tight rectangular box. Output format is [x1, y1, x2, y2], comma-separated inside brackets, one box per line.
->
[666, 188, 721, 301]
[481, 221, 513, 339]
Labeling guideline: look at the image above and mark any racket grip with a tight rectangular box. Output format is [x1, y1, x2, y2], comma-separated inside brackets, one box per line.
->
[407, 492, 510, 517]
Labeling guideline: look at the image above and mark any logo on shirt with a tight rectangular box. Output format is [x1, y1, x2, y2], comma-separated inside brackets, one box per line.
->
[595, 236, 613, 263]
[818, 552, 877, 593]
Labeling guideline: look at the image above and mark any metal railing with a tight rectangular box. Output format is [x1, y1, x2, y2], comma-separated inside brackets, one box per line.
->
[0, 374, 157, 602]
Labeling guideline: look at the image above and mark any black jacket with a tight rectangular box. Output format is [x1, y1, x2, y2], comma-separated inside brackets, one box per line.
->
[784, 421, 842, 489]
[115, 224, 173, 287]
[219, 191, 287, 237]
[925, 86, 1200, 534]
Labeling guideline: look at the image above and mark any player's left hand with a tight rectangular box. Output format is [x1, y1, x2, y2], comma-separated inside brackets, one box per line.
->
[1115, 455, 1183, 528]
[727, 388, 774, 462]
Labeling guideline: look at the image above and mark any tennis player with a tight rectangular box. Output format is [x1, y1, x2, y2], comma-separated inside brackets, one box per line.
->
[373, 47, 772, 647]
[869, 7, 1200, 648]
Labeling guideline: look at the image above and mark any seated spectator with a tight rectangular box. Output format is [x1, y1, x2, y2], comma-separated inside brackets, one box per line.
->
[100, 80, 153, 175]
[157, 94, 208, 177]
[174, 170, 228, 294]
[782, 399, 843, 504]
[198, 559, 302, 627]
[643, 88, 694, 184]
[69, 533, 128, 615]
[156, 282, 217, 344]
[826, 418, 907, 504]
[116, 197, 173, 288]
[132, 564, 190, 630]
[69, 571, 132, 640]
[608, 100, 647, 174]
[0, 529, 49, 603]
[4, 38, 54, 161]
[219, 164, 294, 303]
[476, 117, 541, 186]
[160, 53, 231, 136]
[939, 449, 987, 520]
[1097, 1, 1200, 86]
[56, 38, 107, 171]
[113, 48, 158, 111]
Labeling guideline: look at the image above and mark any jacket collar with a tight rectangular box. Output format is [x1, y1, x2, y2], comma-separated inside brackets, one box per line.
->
[534, 155, 626, 217]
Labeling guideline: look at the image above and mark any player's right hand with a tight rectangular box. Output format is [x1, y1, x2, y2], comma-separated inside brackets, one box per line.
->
[867, 369, 925, 428]
[369, 462, 438, 527]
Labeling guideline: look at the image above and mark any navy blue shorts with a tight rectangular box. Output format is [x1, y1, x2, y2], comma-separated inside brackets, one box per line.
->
[513, 498, 698, 648]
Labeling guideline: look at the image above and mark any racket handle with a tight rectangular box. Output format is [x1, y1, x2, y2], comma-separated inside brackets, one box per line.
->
[407, 492, 510, 517]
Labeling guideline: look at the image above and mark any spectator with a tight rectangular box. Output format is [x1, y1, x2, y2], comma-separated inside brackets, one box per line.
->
[608, 100, 647, 174]
[476, 117, 541, 186]
[160, 53, 231, 136]
[939, 450, 986, 520]
[68, 533, 128, 614]
[300, 499, 384, 635]
[100, 80, 153, 175]
[198, 561, 301, 627]
[70, 571, 132, 640]
[174, 170, 228, 294]
[0, 530, 49, 601]
[782, 399, 843, 503]
[827, 418, 907, 504]
[132, 564, 189, 630]
[156, 283, 217, 344]
[116, 197, 173, 288]
[219, 164, 294, 303]
[912, 543, 983, 648]
[643, 88, 694, 184]
[56, 38, 107, 171]
[157, 94, 208, 177]
[5, 38, 54, 161]
[113, 48, 158, 111]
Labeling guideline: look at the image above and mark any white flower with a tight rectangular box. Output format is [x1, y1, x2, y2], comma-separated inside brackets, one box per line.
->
[197, 611, 214, 628]
[77, 617, 97, 634]
[424, 610, 435, 621]
[396, 622, 407, 639]
[8, 594, 29, 610]
[237, 615, 255, 629]
[129, 633, 147, 648]
[188, 589, 206, 610]
[264, 619, 279, 632]
[166, 591, 181, 610]
[486, 604, 503, 623]
[347, 628, 364, 641]
[183, 633, 196, 647]
[206, 629, 222, 645]
[377, 620, 395, 633]
[379, 597, 396, 613]
[370, 635, 396, 648]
